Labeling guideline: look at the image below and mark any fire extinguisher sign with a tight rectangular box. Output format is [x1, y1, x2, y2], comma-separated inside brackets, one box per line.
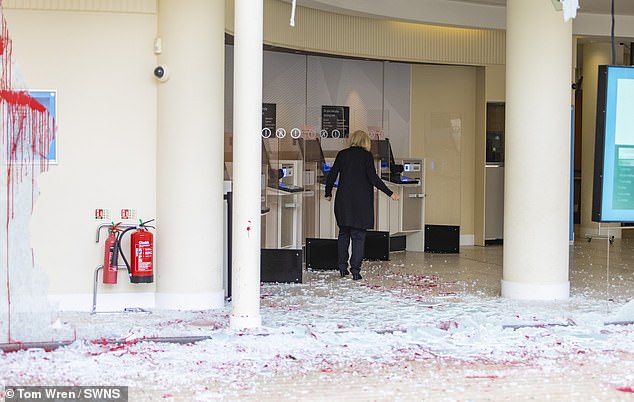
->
[121, 209, 137, 220]
[95, 209, 110, 220]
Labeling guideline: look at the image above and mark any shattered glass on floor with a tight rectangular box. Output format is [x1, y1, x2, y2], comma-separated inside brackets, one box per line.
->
[2, 241, 634, 401]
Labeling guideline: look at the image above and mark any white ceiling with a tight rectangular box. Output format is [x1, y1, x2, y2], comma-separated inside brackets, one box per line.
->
[450, 0, 634, 16]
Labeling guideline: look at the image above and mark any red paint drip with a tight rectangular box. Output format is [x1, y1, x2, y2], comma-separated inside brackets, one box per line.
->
[616, 387, 634, 393]
[1, 1, 56, 343]
[437, 320, 459, 331]
[0, 90, 47, 112]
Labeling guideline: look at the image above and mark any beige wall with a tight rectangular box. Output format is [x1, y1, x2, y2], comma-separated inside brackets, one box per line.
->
[411, 64, 477, 236]
[486, 64, 506, 102]
[6, 7, 158, 301]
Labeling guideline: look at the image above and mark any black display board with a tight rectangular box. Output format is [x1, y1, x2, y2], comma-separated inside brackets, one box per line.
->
[321, 105, 349, 138]
[262, 103, 276, 136]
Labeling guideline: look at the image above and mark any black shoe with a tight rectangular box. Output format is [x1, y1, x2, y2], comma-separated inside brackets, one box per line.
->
[352, 273, 363, 280]
[339, 269, 350, 278]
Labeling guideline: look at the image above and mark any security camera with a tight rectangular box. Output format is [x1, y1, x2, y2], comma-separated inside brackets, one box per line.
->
[153, 65, 169, 82]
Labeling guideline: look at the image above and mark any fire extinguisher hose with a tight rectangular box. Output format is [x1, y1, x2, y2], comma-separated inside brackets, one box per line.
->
[116, 219, 156, 277]
[116, 226, 136, 276]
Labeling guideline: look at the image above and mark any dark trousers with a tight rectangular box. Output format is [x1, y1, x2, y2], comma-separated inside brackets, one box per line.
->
[337, 226, 367, 274]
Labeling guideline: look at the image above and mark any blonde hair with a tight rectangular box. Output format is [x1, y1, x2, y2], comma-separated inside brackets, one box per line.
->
[349, 130, 371, 152]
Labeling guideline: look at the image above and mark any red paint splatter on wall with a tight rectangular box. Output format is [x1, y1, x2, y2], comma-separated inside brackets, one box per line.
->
[0, 0, 57, 342]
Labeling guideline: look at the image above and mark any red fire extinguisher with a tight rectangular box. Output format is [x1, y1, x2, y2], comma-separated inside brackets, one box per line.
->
[118, 219, 155, 284]
[130, 226, 154, 283]
[103, 223, 121, 284]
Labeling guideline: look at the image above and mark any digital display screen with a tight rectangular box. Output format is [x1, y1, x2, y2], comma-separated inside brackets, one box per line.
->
[593, 65, 634, 222]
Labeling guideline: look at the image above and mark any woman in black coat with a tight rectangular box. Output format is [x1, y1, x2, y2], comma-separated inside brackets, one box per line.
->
[325, 130, 400, 280]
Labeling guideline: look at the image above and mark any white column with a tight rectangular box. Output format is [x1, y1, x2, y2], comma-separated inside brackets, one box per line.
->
[155, 0, 225, 309]
[502, 0, 572, 300]
[579, 43, 613, 236]
[231, 0, 263, 328]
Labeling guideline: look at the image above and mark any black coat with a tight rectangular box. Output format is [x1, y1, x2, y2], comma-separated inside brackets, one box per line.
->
[325, 146, 393, 229]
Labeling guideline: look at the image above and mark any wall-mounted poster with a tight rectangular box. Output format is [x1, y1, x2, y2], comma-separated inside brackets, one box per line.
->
[2, 89, 57, 164]
[30, 89, 58, 163]
[592, 65, 634, 222]
[321, 105, 349, 138]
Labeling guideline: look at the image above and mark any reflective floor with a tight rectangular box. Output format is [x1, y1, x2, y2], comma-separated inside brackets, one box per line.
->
[1, 238, 634, 401]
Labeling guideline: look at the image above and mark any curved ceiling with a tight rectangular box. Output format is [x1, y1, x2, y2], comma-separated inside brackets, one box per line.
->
[292, 0, 634, 38]
[452, 0, 634, 15]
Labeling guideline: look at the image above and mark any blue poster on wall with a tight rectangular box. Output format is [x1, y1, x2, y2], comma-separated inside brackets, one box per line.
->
[29, 89, 57, 163]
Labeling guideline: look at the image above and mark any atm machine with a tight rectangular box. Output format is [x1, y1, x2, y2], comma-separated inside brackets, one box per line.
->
[374, 139, 426, 251]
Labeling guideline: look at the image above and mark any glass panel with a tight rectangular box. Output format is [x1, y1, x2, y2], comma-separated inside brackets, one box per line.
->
[301, 135, 325, 240]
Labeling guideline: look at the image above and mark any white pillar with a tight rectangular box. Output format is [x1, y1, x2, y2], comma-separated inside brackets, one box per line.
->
[579, 43, 613, 236]
[231, 0, 263, 328]
[502, 0, 572, 300]
[155, 0, 225, 309]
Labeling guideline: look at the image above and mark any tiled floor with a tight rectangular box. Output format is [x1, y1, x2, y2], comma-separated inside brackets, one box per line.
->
[2, 238, 634, 401]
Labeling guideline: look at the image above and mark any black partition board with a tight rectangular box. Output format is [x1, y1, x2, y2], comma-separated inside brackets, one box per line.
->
[390, 235, 406, 252]
[261, 248, 303, 283]
[305, 238, 338, 270]
[365, 230, 390, 261]
[424, 225, 459, 253]
[306, 231, 390, 271]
